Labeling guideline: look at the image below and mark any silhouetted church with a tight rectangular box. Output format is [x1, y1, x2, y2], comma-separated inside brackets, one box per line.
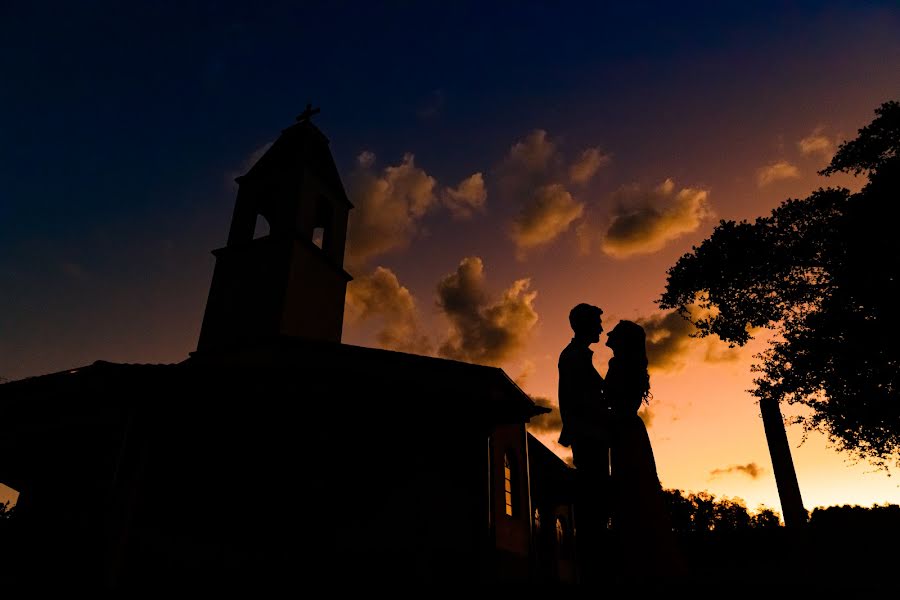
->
[0, 111, 577, 586]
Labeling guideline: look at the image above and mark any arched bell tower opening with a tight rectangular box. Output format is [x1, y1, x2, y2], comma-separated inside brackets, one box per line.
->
[253, 215, 271, 239]
[197, 106, 353, 352]
[311, 195, 332, 252]
[312, 227, 324, 249]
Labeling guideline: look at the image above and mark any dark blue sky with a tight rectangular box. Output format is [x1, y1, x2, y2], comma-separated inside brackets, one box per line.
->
[3, 1, 895, 232]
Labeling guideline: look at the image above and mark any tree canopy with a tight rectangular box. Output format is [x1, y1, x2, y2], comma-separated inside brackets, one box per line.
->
[662, 488, 781, 531]
[660, 101, 900, 468]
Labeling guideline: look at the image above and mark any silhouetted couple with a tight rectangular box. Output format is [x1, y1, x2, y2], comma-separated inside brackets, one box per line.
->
[558, 303, 683, 584]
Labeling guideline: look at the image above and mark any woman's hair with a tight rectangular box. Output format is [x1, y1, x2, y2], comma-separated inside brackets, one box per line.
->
[609, 320, 651, 404]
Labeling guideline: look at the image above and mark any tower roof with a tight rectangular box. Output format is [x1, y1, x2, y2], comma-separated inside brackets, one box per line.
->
[237, 110, 353, 209]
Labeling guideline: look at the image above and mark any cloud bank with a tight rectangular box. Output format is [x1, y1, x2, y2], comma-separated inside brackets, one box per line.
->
[437, 256, 539, 366]
[346, 152, 486, 270]
[442, 172, 487, 219]
[798, 127, 835, 160]
[510, 184, 584, 254]
[756, 161, 800, 187]
[344, 266, 431, 355]
[501, 130, 608, 256]
[710, 462, 764, 479]
[601, 179, 710, 258]
[569, 147, 610, 184]
[526, 396, 563, 436]
[637, 309, 742, 373]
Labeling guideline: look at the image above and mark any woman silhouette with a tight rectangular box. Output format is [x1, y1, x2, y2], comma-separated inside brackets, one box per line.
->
[605, 320, 685, 579]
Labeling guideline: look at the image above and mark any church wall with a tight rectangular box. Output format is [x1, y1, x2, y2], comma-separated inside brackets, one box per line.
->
[332, 429, 491, 583]
[526, 433, 577, 583]
[281, 240, 347, 343]
[0, 383, 139, 586]
[197, 238, 289, 350]
[489, 422, 531, 580]
[0, 366, 556, 586]
[101, 370, 495, 585]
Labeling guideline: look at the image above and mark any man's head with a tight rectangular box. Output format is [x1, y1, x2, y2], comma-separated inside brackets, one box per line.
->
[569, 303, 603, 343]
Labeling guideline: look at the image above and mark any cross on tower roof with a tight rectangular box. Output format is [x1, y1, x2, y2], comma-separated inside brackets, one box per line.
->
[296, 103, 321, 123]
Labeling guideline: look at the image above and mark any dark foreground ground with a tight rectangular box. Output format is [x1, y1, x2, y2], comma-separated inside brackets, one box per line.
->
[1, 514, 895, 589]
[653, 527, 895, 592]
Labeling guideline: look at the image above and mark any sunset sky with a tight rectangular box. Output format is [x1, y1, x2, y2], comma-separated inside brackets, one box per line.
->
[2, 1, 900, 514]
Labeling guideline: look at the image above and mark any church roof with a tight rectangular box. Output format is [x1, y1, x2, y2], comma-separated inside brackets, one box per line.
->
[0, 338, 548, 432]
[200, 337, 550, 423]
[0, 339, 547, 493]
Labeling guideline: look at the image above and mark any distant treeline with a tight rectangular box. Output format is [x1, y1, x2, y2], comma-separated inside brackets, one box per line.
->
[808, 503, 900, 530]
[663, 489, 781, 531]
[663, 488, 900, 531]
[0, 500, 16, 536]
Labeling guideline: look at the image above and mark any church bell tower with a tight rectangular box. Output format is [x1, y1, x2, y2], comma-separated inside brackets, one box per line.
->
[197, 106, 353, 351]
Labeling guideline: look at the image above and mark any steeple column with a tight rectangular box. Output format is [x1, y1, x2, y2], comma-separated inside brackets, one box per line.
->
[197, 109, 354, 352]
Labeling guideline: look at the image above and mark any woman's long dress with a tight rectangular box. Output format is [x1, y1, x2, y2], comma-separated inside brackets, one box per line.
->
[607, 358, 685, 578]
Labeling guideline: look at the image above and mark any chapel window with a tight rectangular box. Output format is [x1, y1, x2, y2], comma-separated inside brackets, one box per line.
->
[504, 453, 515, 517]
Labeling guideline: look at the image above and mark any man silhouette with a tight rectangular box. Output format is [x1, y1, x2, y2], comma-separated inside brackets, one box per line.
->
[557, 303, 610, 582]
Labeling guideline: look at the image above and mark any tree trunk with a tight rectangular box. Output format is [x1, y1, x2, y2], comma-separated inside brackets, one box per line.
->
[759, 397, 807, 527]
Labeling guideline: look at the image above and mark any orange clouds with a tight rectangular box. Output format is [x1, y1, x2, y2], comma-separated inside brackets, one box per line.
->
[346, 152, 486, 270]
[437, 256, 539, 366]
[502, 129, 608, 256]
[442, 172, 487, 219]
[601, 179, 710, 258]
[639, 309, 697, 372]
[710, 462, 765, 480]
[569, 147, 610, 184]
[526, 396, 562, 435]
[345, 256, 540, 367]
[344, 267, 431, 354]
[346, 153, 438, 270]
[511, 184, 584, 254]
[754, 126, 835, 188]
[798, 127, 836, 161]
[756, 160, 800, 187]
[346, 130, 614, 266]
[637, 309, 742, 373]
[507, 129, 557, 174]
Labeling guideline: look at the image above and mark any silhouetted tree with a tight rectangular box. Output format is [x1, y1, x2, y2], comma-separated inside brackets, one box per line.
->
[663, 488, 697, 533]
[713, 497, 752, 531]
[660, 100, 900, 468]
[663, 488, 781, 531]
[809, 503, 900, 531]
[690, 491, 717, 532]
[0, 501, 15, 520]
[750, 507, 782, 529]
